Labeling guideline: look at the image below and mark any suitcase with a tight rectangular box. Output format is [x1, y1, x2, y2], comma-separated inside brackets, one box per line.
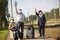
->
[26, 25, 34, 39]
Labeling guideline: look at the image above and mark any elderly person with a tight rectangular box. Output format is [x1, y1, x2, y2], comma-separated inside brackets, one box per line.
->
[35, 8, 46, 38]
[15, 2, 25, 39]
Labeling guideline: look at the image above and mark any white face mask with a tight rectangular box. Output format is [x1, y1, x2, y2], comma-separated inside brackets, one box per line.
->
[39, 12, 43, 17]
[18, 11, 22, 14]
[18, 10, 22, 13]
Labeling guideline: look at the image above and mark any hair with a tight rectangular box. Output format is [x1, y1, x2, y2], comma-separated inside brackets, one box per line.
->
[38, 10, 42, 13]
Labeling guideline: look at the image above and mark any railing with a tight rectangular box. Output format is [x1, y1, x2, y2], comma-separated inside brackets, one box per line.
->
[24, 24, 60, 29]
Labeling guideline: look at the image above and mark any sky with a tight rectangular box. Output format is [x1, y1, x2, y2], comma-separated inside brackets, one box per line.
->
[8, 0, 59, 21]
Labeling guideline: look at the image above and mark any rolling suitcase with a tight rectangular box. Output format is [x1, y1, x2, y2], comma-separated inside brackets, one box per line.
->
[26, 25, 34, 39]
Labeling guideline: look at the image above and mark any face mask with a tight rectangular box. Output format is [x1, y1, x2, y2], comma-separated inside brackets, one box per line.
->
[18, 10, 22, 13]
[18, 11, 22, 14]
[39, 12, 43, 17]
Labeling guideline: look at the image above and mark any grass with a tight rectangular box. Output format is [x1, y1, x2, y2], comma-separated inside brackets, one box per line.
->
[0, 30, 8, 40]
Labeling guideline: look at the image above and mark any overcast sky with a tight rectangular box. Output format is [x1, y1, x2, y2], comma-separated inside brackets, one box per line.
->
[8, 0, 59, 21]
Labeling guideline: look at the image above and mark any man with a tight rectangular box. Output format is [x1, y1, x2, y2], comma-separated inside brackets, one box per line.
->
[35, 8, 46, 38]
[15, 1, 25, 39]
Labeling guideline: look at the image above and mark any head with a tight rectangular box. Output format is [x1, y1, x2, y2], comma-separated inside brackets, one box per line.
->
[20, 9, 22, 11]
[18, 9, 22, 13]
[38, 10, 43, 15]
[10, 18, 14, 23]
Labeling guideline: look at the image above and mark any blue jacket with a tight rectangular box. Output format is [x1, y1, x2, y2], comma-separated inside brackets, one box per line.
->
[36, 12, 46, 26]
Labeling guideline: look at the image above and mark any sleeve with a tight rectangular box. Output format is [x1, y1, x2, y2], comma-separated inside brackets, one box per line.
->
[23, 13, 25, 20]
[43, 14, 46, 22]
[35, 12, 39, 16]
[23, 13, 25, 18]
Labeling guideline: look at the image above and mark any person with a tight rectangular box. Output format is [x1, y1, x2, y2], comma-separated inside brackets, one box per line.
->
[35, 8, 46, 38]
[9, 18, 18, 40]
[15, 1, 25, 39]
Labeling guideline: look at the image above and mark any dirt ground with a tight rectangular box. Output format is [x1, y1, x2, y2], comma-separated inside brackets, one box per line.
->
[7, 27, 60, 40]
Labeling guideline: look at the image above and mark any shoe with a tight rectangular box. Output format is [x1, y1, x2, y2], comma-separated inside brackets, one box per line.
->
[42, 36, 44, 38]
[42, 36, 45, 38]
[38, 35, 42, 38]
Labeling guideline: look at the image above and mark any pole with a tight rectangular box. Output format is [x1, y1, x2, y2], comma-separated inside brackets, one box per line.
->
[28, 11, 30, 25]
[10, 0, 13, 18]
[32, 15, 33, 25]
[54, 9, 56, 24]
[28, 11, 29, 22]
[59, 0, 60, 16]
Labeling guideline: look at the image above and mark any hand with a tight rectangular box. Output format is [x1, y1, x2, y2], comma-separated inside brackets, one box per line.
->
[15, 1, 17, 7]
[35, 8, 37, 12]
[15, 1, 18, 14]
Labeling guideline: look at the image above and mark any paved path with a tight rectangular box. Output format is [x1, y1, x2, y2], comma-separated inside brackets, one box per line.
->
[7, 29, 56, 40]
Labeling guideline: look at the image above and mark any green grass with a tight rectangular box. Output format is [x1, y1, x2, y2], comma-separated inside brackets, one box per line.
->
[0, 30, 8, 40]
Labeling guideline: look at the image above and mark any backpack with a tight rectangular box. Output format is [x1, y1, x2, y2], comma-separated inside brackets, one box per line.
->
[26, 25, 34, 39]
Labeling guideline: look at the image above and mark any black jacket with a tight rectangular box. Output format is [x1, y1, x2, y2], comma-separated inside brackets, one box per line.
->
[36, 12, 46, 26]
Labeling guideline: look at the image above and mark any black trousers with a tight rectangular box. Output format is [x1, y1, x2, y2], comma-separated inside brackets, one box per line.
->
[38, 25, 45, 37]
[14, 38, 18, 40]
[17, 22, 24, 38]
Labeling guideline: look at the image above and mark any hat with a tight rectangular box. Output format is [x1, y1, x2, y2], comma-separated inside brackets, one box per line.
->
[18, 9, 22, 13]
[10, 17, 14, 20]
[19, 9, 22, 11]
